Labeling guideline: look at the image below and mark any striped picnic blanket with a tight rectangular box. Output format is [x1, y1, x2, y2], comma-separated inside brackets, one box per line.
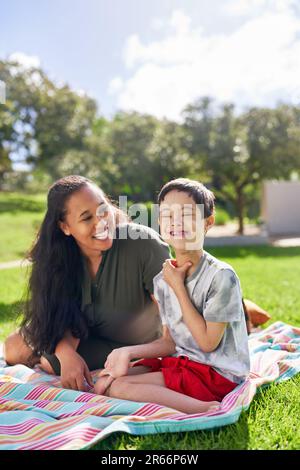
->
[0, 321, 299, 450]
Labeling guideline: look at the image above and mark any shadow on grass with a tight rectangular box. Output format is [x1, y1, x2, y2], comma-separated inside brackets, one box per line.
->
[0, 301, 25, 326]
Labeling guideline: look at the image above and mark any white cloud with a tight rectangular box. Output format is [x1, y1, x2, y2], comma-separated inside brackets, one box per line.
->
[74, 88, 88, 97]
[108, 4, 300, 121]
[9, 52, 41, 69]
[108, 77, 124, 95]
[7, 52, 42, 86]
[150, 17, 165, 31]
[224, 0, 297, 16]
[169, 9, 191, 35]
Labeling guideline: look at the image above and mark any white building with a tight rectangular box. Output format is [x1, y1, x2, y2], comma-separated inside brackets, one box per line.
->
[261, 181, 300, 236]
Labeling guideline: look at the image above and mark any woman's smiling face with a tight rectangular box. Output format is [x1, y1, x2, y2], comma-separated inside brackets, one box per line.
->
[59, 183, 116, 256]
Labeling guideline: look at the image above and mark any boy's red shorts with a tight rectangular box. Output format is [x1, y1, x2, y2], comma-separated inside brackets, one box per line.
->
[132, 355, 237, 402]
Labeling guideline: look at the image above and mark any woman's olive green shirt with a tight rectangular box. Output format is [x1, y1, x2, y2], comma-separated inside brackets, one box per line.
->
[80, 223, 170, 345]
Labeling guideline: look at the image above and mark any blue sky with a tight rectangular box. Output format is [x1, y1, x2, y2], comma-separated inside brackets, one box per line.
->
[1, 0, 300, 120]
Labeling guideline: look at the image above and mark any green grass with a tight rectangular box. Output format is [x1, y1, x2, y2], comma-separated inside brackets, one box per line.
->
[0, 193, 46, 262]
[0, 246, 299, 450]
[0, 267, 28, 338]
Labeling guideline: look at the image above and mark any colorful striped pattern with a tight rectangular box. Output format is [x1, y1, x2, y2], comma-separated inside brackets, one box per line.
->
[0, 321, 299, 450]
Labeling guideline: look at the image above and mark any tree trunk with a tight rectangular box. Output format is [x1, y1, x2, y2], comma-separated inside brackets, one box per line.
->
[236, 188, 244, 235]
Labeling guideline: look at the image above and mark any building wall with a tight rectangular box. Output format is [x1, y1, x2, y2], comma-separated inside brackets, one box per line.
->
[262, 181, 300, 236]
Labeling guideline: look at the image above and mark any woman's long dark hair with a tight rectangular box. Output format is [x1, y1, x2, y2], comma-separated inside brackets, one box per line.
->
[20, 175, 128, 357]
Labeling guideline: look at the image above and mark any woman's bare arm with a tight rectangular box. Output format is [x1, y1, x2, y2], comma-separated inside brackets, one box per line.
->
[55, 330, 80, 360]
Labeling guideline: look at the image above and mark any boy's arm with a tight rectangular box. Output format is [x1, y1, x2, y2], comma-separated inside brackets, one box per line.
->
[126, 325, 176, 360]
[99, 326, 176, 378]
[162, 261, 242, 353]
[173, 285, 227, 352]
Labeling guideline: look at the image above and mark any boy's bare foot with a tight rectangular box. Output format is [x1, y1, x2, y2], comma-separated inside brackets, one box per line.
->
[207, 400, 221, 411]
[94, 374, 115, 396]
[39, 356, 55, 374]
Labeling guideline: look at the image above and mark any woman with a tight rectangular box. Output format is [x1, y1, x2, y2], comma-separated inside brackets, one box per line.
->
[4, 175, 169, 392]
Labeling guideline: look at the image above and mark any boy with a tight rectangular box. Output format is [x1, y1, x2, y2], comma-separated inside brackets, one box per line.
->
[94, 178, 250, 414]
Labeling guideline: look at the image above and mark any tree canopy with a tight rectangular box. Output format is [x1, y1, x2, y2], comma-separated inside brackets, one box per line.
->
[1, 59, 300, 233]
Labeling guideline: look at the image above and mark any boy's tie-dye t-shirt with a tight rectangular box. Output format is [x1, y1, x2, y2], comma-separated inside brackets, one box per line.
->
[153, 250, 250, 384]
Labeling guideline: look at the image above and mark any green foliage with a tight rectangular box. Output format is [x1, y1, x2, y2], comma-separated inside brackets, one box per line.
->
[1, 59, 300, 232]
[183, 99, 300, 233]
[34, 85, 97, 179]
[214, 208, 231, 225]
[0, 59, 97, 184]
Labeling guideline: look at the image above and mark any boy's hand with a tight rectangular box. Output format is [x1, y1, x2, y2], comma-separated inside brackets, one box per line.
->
[99, 347, 131, 379]
[162, 259, 192, 294]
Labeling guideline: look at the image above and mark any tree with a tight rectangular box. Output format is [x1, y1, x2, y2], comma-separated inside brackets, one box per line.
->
[208, 103, 251, 234]
[105, 111, 159, 201]
[34, 84, 97, 179]
[183, 98, 300, 234]
[147, 118, 197, 199]
[0, 102, 14, 185]
[182, 97, 214, 158]
[0, 59, 98, 183]
[0, 59, 44, 176]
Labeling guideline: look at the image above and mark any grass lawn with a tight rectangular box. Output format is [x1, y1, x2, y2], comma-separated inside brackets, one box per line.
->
[0, 193, 46, 262]
[0, 246, 299, 450]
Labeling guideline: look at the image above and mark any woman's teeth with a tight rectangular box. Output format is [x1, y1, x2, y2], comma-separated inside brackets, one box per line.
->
[93, 228, 109, 239]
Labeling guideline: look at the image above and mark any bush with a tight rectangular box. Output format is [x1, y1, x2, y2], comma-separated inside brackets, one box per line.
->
[214, 208, 231, 225]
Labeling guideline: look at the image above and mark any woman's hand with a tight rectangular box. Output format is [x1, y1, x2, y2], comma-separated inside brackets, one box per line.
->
[59, 350, 94, 391]
[98, 347, 131, 379]
[162, 259, 192, 294]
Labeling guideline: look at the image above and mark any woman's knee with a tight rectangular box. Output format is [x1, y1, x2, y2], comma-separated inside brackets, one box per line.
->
[3, 330, 38, 366]
[3, 331, 22, 364]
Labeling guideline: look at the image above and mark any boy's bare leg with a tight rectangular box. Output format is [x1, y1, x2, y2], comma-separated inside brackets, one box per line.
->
[104, 371, 220, 414]
[94, 365, 152, 395]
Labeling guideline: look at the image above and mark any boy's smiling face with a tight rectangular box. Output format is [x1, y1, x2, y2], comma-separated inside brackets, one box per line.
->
[159, 190, 213, 251]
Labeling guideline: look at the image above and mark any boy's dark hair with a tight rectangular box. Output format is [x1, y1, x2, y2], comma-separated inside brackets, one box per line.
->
[157, 178, 215, 218]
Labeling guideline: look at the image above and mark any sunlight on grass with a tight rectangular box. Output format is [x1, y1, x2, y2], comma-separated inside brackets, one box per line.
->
[0, 234, 299, 450]
[0, 193, 46, 262]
